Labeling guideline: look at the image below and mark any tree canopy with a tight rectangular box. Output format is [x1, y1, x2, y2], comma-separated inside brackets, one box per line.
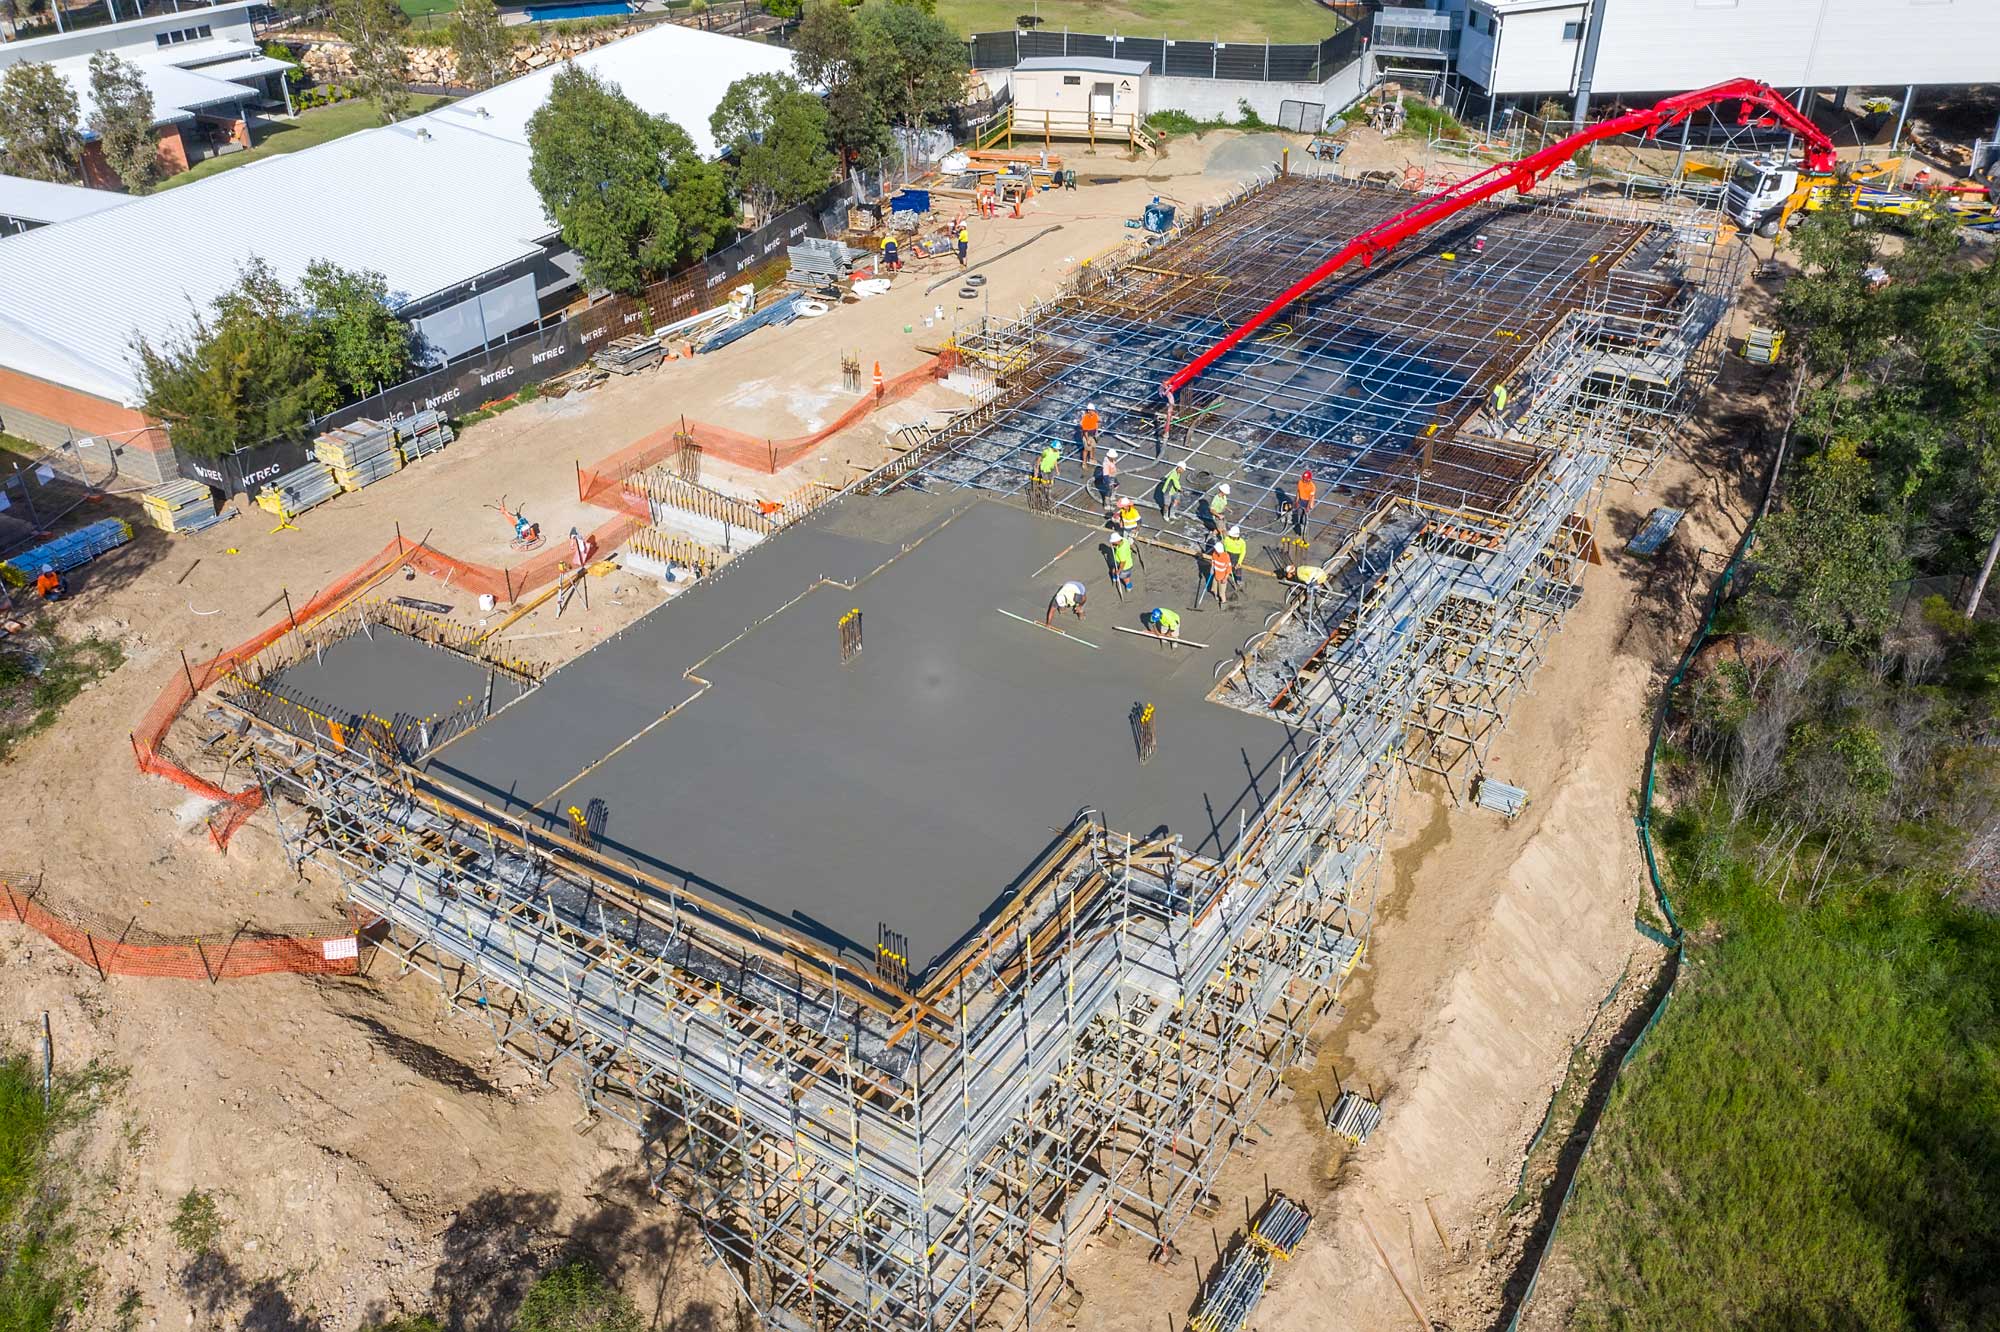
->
[136, 259, 414, 459]
[791, 1, 890, 163]
[87, 51, 158, 195]
[331, 0, 412, 123]
[1768, 209, 2000, 631]
[449, 0, 511, 93]
[298, 261, 413, 400]
[711, 73, 836, 223]
[855, 2, 967, 134]
[526, 66, 731, 294]
[0, 60, 80, 183]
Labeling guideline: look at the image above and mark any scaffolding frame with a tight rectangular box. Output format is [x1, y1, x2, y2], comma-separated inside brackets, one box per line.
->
[220, 174, 1746, 1332]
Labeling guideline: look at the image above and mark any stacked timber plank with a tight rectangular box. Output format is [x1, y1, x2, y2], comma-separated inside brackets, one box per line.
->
[313, 418, 403, 491]
[595, 333, 663, 375]
[140, 479, 221, 534]
[394, 409, 453, 460]
[254, 461, 340, 518]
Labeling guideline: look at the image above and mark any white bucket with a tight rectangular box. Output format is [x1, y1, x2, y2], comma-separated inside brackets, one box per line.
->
[478, 593, 496, 613]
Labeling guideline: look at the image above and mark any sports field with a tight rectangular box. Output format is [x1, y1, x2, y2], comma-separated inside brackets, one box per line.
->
[937, 0, 1341, 43]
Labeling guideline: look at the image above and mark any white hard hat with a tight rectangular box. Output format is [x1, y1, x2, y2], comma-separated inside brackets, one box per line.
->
[1218, 483, 1231, 495]
[1228, 524, 1241, 538]
[1106, 450, 1118, 460]
[1087, 401, 1096, 410]
[40, 564, 53, 574]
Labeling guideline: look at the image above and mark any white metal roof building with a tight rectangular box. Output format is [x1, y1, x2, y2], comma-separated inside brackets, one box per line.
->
[0, 21, 792, 476]
[1442, 0, 2000, 102]
[0, 173, 130, 236]
[0, 3, 293, 132]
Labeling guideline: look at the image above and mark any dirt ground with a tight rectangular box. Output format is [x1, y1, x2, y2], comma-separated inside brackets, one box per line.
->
[0, 123, 1770, 1332]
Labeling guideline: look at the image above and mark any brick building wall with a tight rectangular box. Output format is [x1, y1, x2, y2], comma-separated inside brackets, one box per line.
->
[0, 366, 180, 485]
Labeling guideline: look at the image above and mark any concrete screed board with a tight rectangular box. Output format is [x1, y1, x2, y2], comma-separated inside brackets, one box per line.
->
[418, 492, 1304, 974]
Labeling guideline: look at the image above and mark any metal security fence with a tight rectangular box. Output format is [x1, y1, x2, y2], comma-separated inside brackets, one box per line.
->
[181, 184, 852, 495]
[968, 16, 1371, 83]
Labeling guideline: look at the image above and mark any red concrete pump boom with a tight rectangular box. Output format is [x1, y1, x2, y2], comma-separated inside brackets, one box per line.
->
[1160, 78, 1835, 402]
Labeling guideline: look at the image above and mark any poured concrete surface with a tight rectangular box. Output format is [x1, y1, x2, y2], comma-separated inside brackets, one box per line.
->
[427, 493, 1303, 972]
[263, 628, 526, 723]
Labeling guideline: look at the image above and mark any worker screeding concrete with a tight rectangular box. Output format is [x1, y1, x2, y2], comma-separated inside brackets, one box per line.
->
[1108, 533, 1135, 596]
[1197, 541, 1231, 608]
[1046, 580, 1088, 624]
[1145, 606, 1182, 640]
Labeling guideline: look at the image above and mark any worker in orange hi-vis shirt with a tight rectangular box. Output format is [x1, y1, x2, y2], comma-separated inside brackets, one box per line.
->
[1293, 468, 1317, 533]
[1078, 402, 1101, 474]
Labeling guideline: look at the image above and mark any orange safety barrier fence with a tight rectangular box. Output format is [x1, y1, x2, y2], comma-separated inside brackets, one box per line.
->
[578, 355, 949, 505]
[136, 352, 944, 850]
[2, 877, 367, 981]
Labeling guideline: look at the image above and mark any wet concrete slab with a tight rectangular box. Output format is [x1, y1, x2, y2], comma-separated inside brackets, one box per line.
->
[426, 493, 1303, 972]
[262, 628, 526, 723]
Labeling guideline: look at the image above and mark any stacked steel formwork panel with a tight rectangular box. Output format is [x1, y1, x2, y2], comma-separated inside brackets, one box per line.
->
[236, 174, 1745, 1332]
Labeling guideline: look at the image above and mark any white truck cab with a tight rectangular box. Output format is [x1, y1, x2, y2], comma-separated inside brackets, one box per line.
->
[1727, 154, 1801, 236]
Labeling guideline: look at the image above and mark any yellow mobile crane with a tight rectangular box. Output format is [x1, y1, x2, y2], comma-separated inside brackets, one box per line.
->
[1725, 153, 1904, 236]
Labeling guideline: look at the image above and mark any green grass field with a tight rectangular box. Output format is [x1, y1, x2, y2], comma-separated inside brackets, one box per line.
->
[155, 96, 454, 191]
[0, 1053, 94, 1332]
[937, 0, 1339, 43]
[399, 0, 458, 18]
[1547, 804, 2000, 1330]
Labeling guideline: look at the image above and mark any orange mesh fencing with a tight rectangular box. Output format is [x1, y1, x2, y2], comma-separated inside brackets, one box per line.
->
[579, 354, 948, 504]
[3, 879, 366, 981]
[137, 355, 935, 850]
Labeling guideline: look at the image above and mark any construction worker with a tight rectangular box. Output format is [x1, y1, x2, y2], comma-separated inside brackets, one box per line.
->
[33, 563, 66, 602]
[1205, 482, 1231, 532]
[957, 224, 970, 269]
[1096, 449, 1119, 502]
[1158, 462, 1184, 521]
[1035, 441, 1060, 485]
[1046, 579, 1088, 624]
[1145, 606, 1182, 641]
[881, 235, 901, 273]
[1285, 562, 1329, 612]
[1293, 469, 1317, 534]
[1109, 532, 1136, 596]
[1080, 402, 1101, 457]
[1114, 494, 1142, 537]
[1491, 381, 1509, 419]
[1221, 524, 1248, 591]
[1198, 540, 1232, 608]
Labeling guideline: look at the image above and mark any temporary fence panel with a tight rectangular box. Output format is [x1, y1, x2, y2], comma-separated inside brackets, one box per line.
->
[178, 187, 852, 498]
[1277, 99, 1327, 133]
